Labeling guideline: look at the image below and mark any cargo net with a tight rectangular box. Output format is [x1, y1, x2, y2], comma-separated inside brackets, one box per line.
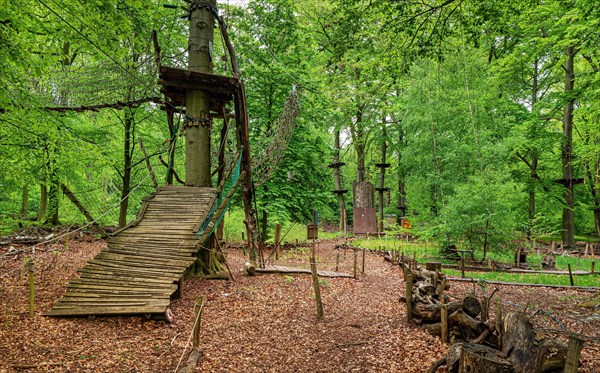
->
[252, 85, 302, 185]
[33, 54, 160, 111]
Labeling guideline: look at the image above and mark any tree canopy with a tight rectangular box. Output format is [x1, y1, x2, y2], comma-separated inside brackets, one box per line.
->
[2, 0, 599, 253]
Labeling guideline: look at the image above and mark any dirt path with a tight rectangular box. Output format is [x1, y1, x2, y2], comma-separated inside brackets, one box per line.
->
[0, 236, 598, 372]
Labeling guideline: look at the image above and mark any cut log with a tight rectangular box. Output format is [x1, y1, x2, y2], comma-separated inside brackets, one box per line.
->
[449, 309, 486, 341]
[421, 322, 441, 336]
[446, 342, 464, 372]
[462, 295, 482, 318]
[502, 311, 567, 373]
[416, 283, 438, 296]
[459, 343, 514, 373]
[413, 301, 461, 322]
[244, 262, 256, 275]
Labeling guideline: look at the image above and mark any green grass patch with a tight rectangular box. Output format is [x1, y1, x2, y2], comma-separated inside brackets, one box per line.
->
[222, 208, 347, 244]
[444, 269, 600, 287]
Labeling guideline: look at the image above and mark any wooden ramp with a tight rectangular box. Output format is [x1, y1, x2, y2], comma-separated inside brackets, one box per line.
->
[255, 265, 353, 278]
[45, 185, 215, 318]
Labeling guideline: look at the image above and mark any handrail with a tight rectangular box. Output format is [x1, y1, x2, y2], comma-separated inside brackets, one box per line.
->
[195, 148, 243, 241]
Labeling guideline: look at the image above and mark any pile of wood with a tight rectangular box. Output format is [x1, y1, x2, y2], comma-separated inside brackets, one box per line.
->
[397, 263, 583, 373]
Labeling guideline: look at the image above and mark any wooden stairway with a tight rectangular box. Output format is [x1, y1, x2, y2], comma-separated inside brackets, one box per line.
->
[45, 185, 215, 318]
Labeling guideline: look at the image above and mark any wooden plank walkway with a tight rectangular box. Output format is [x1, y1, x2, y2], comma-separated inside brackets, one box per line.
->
[45, 185, 215, 318]
[255, 265, 353, 278]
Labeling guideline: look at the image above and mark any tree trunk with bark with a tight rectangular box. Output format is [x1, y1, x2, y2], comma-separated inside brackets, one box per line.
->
[37, 183, 47, 221]
[119, 108, 134, 228]
[20, 184, 28, 219]
[333, 130, 346, 230]
[561, 45, 576, 249]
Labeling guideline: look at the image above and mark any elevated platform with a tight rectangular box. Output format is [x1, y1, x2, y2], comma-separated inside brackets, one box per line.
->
[45, 185, 215, 318]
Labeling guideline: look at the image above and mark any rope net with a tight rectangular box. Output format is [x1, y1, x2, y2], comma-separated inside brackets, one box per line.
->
[33, 55, 159, 110]
[252, 85, 302, 185]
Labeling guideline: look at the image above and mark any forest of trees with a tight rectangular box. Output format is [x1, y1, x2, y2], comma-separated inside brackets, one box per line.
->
[1, 0, 599, 255]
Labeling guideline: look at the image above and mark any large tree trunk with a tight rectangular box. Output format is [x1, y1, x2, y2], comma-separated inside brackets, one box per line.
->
[44, 143, 60, 226]
[333, 130, 346, 230]
[165, 107, 176, 185]
[119, 108, 134, 228]
[185, 0, 214, 187]
[561, 46, 576, 249]
[187, 0, 220, 275]
[377, 125, 387, 233]
[528, 59, 539, 239]
[37, 183, 47, 221]
[45, 177, 60, 225]
[589, 156, 600, 239]
[20, 184, 28, 219]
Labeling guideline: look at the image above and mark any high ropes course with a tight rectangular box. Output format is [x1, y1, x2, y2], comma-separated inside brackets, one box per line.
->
[37, 2, 302, 319]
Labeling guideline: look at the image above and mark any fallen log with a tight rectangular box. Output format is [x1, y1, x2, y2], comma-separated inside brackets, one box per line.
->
[413, 301, 461, 322]
[449, 309, 486, 342]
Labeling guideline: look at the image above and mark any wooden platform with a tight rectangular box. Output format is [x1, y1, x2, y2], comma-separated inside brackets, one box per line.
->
[255, 265, 353, 278]
[45, 185, 215, 318]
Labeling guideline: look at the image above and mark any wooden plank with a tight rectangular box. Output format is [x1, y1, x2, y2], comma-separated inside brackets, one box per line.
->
[61, 291, 169, 298]
[77, 266, 181, 280]
[96, 252, 194, 267]
[45, 304, 169, 316]
[70, 278, 177, 289]
[79, 265, 183, 281]
[66, 282, 177, 292]
[105, 248, 196, 259]
[105, 247, 195, 259]
[87, 259, 188, 273]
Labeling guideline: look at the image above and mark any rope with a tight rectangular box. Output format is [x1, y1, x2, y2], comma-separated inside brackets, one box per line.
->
[173, 300, 204, 373]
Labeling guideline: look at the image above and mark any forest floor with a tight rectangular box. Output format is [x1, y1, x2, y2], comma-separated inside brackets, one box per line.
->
[0, 233, 599, 372]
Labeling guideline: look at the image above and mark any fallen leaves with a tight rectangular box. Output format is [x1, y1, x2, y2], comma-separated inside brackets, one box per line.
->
[0, 236, 598, 372]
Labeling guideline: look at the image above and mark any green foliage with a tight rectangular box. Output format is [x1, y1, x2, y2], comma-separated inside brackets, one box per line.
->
[433, 175, 526, 258]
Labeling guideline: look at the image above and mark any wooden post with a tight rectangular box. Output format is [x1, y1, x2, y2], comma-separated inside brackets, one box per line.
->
[310, 256, 324, 318]
[439, 278, 447, 299]
[261, 210, 267, 244]
[193, 297, 204, 348]
[28, 260, 34, 317]
[591, 261, 595, 274]
[481, 296, 488, 323]
[441, 296, 449, 344]
[353, 248, 358, 279]
[310, 237, 323, 318]
[63, 232, 69, 251]
[568, 264, 574, 286]
[564, 335, 584, 373]
[274, 223, 282, 260]
[405, 274, 413, 321]
[461, 253, 465, 278]
[335, 252, 340, 272]
[495, 302, 503, 351]
[362, 248, 366, 273]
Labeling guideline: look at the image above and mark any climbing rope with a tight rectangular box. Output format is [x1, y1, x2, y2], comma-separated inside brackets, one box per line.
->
[252, 85, 302, 185]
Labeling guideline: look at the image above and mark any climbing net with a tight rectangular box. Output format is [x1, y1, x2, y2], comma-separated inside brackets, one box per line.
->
[33, 54, 159, 111]
[252, 85, 302, 185]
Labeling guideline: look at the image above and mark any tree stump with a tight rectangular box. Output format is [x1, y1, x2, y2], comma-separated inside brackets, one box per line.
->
[459, 343, 514, 373]
[502, 312, 567, 372]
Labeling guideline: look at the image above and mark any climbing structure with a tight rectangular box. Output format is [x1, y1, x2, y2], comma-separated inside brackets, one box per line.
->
[46, 185, 214, 317]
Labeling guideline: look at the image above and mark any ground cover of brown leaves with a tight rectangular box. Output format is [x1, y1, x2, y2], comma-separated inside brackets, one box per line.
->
[0, 235, 599, 372]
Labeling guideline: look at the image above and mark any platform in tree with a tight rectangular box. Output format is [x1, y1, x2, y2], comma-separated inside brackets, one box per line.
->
[45, 185, 215, 318]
